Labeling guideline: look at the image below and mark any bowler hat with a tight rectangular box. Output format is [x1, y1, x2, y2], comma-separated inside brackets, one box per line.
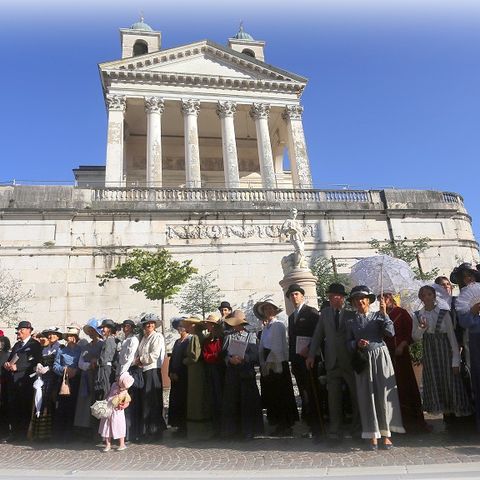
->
[349, 285, 376, 304]
[224, 310, 249, 327]
[285, 283, 305, 297]
[450, 263, 480, 285]
[218, 301, 232, 311]
[16, 320, 33, 331]
[253, 301, 283, 320]
[326, 283, 348, 296]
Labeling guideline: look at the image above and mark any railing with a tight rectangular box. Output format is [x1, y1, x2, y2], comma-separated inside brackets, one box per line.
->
[92, 187, 381, 204]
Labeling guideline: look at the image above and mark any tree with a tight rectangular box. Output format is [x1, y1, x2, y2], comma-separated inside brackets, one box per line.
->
[97, 248, 197, 334]
[310, 256, 350, 305]
[175, 271, 222, 320]
[369, 237, 439, 281]
[0, 266, 31, 327]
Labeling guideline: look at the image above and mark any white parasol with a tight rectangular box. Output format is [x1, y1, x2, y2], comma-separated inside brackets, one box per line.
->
[350, 254, 417, 295]
[455, 282, 480, 314]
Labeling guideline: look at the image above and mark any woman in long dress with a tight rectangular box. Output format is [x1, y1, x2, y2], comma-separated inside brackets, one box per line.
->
[413, 285, 472, 420]
[135, 313, 166, 441]
[382, 293, 430, 433]
[95, 319, 117, 401]
[168, 320, 190, 437]
[346, 286, 404, 450]
[74, 319, 103, 437]
[255, 301, 298, 436]
[183, 316, 213, 441]
[221, 310, 263, 440]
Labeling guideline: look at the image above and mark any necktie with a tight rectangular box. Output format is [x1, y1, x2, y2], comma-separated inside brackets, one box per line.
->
[334, 310, 340, 330]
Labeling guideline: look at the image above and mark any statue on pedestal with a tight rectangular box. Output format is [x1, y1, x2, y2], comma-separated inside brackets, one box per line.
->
[281, 208, 308, 274]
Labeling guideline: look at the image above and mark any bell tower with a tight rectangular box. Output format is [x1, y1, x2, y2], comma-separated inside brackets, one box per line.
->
[120, 17, 161, 59]
[228, 23, 265, 62]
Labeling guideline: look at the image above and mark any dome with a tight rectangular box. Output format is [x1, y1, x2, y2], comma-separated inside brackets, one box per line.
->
[234, 23, 254, 41]
[130, 19, 154, 32]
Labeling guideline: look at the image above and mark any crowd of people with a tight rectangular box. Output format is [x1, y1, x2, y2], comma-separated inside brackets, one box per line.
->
[1, 261, 480, 452]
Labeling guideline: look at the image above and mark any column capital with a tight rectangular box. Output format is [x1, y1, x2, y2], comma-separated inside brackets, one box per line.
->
[249, 103, 270, 120]
[216, 100, 237, 118]
[282, 104, 304, 121]
[181, 98, 200, 116]
[145, 96, 165, 114]
[106, 94, 126, 112]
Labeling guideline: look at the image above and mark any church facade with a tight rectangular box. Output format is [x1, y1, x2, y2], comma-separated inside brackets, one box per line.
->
[0, 21, 478, 332]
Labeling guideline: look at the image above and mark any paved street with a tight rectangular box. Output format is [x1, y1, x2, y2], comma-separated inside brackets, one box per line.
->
[2, 417, 480, 480]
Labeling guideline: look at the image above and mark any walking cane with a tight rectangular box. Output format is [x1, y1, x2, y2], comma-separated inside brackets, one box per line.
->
[308, 367, 325, 435]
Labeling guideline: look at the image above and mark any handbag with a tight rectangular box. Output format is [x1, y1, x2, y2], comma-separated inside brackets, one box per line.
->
[58, 369, 71, 396]
[90, 399, 113, 419]
[351, 348, 369, 374]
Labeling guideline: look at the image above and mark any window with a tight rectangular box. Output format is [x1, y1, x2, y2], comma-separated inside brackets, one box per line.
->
[242, 48, 255, 58]
[133, 40, 148, 56]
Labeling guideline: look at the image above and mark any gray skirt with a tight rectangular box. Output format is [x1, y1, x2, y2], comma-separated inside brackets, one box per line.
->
[355, 345, 405, 439]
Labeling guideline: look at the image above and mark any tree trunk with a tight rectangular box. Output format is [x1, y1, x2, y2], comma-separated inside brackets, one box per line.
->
[160, 298, 165, 337]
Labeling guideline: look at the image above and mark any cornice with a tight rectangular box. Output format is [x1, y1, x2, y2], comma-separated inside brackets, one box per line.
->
[100, 41, 306, 96]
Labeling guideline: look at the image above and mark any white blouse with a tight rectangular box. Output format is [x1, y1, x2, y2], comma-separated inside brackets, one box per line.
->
[137, 331, 165, 372]
[412, 306, 460, 368]
[119, 334, 139, 376]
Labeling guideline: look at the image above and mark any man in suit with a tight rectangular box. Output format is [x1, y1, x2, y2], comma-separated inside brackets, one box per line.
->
[307, 283, 360, 443]
[2, 320, 42, 442]
[286, 283, 322, 439]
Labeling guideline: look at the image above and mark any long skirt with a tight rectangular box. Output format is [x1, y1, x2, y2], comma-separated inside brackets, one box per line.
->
[31, 371, 58, 441]
[168, 372, 188, 430]
[422, 332, 472, 417]
[74, 369, 97, 430]
[388, 347, 429, 433]
[261, 361, 299, 430]
[53, 375, 80, 442]
[204, 362, 225, 435]
[141, 368, 166, 437]
[355, 345, 405, 439]
[469, 332, 480, 431]
[221, 365, 264, 439]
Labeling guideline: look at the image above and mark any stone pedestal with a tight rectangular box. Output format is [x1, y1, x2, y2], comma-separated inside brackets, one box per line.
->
[279, 268, 319, 316]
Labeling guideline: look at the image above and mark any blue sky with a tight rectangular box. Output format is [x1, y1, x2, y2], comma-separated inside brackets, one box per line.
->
[1, 0, 479, 241]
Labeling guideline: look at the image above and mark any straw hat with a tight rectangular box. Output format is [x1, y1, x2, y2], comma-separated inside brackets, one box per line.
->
[204, 313, 221, 324]
[224, 310, 249, 327]
[63, 325, 81, 339]
[181, 316, 203, 325]
[253, 301, 283, 320]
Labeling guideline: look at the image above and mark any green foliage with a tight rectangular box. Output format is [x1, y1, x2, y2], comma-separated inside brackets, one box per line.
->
[369, 237, 439, 281]
[310, 256, 350, 304]
[175, 271, 222, 320]
[97, 248, 197, 301]
[409, 341, 423, 365]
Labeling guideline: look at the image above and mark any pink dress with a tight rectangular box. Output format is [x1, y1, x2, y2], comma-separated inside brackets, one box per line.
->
[98, 383, 127, 439]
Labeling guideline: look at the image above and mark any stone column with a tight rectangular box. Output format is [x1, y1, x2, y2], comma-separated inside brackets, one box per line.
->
[181, 99, 202, 188]
[145, 96, 164, 187]
[105, 95, 126, 187]
[282, 105, 313, 189]
[249, 103, 276, 189]
[216, 101, 240, 188]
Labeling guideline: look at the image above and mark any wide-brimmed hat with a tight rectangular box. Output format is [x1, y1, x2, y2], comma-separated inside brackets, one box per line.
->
[83, 318, 103, 338]
[218, 301, 232, 311]
[450, 263, 480, 285]
[42, 326, 62, 337]
[15, 320, 33, 331]
[118, 372, 134, 390]
[63, 325, 81, 339]
[204, 314, 221, 324]
[253, 301, 283, 320]
[349, 285, 376, 304]
[140, 313, 160, 326]
[326, 283, 348, 296]
[100, 318, 117, 331]
[181, 316, 203, 325]
[224, 310, 249, 327]
[121, 319, 136, 329]
[285, 283, 305, 297]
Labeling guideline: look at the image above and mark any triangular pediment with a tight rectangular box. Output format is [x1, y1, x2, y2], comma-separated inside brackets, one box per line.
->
[100, 40, 307, 85]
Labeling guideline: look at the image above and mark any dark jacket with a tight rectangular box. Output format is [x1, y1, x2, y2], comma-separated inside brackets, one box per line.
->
[6, 338, 42, 384]
[288, 304, 319, 362]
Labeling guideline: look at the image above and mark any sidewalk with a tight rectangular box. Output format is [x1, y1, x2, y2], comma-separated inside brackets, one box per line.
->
[2, 419, 480, 478]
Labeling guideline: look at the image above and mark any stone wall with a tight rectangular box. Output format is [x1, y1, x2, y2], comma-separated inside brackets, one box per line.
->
[0, 186, 477, 335]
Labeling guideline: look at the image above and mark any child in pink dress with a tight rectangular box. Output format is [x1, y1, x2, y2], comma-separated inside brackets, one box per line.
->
[98, 372, 134, 452]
